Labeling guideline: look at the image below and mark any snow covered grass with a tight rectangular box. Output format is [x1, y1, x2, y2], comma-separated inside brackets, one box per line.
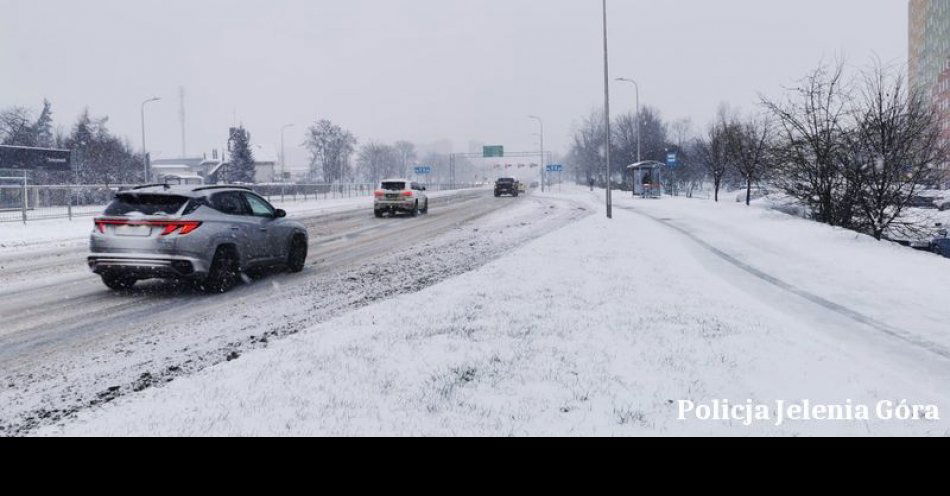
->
[616, 193, 950, 353]
[40, 189, 950, 436]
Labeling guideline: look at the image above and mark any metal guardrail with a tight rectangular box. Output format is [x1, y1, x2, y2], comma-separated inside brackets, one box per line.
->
[0, 183, 476, 224]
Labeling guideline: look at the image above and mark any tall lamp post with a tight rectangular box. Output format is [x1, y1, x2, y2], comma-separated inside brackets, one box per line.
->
[616, 78, 641, 163]
[528, 115, 544, 193]
[141, 97, 161, 183]
[280, 123, 295, 183]
[602, 0, 613, 219]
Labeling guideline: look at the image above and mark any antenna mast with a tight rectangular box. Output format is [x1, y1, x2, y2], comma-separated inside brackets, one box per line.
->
[179, 86, 186, 157]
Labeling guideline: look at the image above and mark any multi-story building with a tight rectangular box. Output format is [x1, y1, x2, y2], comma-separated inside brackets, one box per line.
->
[910, 0, 950, 186]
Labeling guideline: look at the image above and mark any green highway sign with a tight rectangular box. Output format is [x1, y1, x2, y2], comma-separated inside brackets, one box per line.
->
[483, 146, 504, 158]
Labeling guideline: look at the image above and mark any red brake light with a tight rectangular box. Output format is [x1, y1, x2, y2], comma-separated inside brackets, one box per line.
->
[374, 190, 385, 197]
[157, 221, 202, 236]
[402, 191, 413, 197]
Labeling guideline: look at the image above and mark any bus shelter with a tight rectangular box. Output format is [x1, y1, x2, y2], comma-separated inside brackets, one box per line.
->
[626, 161, 665, 198]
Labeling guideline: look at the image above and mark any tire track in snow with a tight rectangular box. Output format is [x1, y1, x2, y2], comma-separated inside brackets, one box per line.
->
[616, 204, 950, 362]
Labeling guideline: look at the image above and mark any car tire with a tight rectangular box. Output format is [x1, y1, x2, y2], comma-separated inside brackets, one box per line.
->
[423, 200, 430, 214]
[287, 235, 307, 273]
[101, 273, 137, 291]
[374, 210, 384, 218]
[202, 246, 241, 293]
[410, 201, 419, 217]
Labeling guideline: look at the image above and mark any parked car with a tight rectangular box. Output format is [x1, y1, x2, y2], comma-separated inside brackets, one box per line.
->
[907, 195, 938, 209]
[374, 179, 429, 217]
[919, 191, 950, 211]
[494, 178, 520, 197]
[931, 224, 950, 258]
[933, 237, 950, 258]
[88, 185, 309, 292]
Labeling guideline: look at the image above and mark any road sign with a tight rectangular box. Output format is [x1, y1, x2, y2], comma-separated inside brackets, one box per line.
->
[666, 153, 678, 168]
[414, 166, 432, 175]
[0, 145, 71, 171]
[483, 146, 504, 158]
[546, 164, 564, 173]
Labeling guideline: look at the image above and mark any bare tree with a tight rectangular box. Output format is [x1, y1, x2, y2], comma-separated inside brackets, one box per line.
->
[393, 141, 417, 178]
[696, 106, 735, 202]
[727, 115, 774, 206]
[844, 65, 948, 240]
[304, 119, 357, 183]
[762, 62, 854, 226]
[568, 108, 605, 187]
[0, 107, 35, 146]
[356, 142, 399, 183]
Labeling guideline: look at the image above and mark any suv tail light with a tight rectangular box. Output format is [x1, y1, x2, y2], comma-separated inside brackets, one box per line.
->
[374, 190, 386, 197]
[402, 191, 413, 197]
[94, 218, 202, 236]
[156, 221, 202, 236]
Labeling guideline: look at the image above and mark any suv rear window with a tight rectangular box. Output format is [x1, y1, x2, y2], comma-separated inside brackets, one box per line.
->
[381, 182, 407, 191]
[104, 194, 189, 216]
[497, 178, 515, 184]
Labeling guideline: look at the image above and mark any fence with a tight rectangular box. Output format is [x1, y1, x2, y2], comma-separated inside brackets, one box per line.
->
[0, 182, 476, 224]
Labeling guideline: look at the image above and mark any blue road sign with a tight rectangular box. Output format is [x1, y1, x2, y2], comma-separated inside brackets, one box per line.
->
[666, 153, 678, 168]
[414, 166, 432, 175]
[546, 164, 564, 173]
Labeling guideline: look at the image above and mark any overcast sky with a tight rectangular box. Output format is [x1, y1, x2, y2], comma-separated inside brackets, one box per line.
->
[1, 0, 908, 168]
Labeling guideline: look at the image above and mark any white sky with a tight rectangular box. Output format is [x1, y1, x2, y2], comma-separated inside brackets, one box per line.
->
[1, 0, 908, 168]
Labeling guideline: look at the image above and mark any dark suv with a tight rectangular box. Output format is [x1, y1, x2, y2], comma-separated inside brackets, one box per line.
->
[494, 178, 520, 197]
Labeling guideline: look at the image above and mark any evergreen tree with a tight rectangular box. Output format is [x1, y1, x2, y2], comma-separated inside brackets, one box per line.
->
[229, 126, 256, 183]
[33, 99, 54, 148]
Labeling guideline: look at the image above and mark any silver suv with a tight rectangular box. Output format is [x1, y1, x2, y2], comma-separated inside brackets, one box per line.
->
[374, 179, 429, 217]
[88, 185, 309, 292]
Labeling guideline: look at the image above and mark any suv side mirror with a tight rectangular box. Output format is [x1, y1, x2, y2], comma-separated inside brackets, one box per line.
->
[421, 186, 427, 191]
[275, 209, 287, 218]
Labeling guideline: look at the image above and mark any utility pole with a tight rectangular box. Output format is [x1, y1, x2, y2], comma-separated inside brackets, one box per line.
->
[281, 124, 294, 183]
[179, 87, 186, 158]
[602, 0, 613, 219]
[141, 96, 161, 183]
[529, 115, 544, 193]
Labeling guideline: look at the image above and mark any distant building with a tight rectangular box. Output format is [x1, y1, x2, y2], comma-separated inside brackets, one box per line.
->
[250, 144, 278, 184]
[150, 157, 206, 183]
[909, 0, 950, 185]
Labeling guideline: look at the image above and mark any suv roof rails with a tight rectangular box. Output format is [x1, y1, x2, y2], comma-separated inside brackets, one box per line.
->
[191, 185, 254, 193]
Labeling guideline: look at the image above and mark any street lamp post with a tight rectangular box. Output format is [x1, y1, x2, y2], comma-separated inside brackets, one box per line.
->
[529, 115, 544, 193]
[616, 78, 641, 163]
[602, 0, 613, 219]
[280, 124, 295, 183]
[141, 97, 161, 183]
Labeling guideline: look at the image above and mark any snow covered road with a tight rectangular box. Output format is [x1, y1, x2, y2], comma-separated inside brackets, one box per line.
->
[1, 189, 589, 435]
[34, 188, 950, 437]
